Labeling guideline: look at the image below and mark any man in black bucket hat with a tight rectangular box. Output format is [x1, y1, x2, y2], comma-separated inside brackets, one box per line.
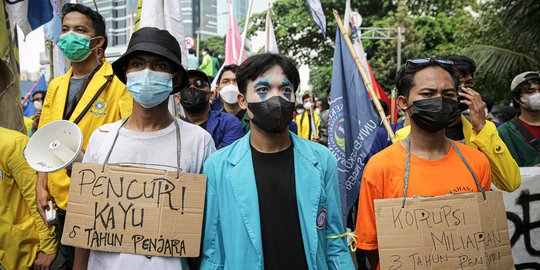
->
[73, 27, 215, 270]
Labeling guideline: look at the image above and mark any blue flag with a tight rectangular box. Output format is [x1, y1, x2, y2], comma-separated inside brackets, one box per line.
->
[328, 27, 379, 226]
[28, 0, 53, 30]
[23, 74, 47, 117]
[306, 0, 326, 37]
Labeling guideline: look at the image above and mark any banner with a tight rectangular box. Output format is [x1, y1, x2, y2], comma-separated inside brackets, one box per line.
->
[493, 167, 540, 269]
[328, 26, 379, 225]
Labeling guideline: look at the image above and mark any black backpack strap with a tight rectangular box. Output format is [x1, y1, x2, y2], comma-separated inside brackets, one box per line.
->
[511, 117, 540, 152]
[73, 76, 113, 124]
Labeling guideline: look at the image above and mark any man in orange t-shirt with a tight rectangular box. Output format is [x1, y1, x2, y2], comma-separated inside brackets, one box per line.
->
[355, 58, 492, 269]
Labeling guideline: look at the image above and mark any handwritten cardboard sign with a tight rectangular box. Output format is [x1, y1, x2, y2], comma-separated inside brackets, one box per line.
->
[493, 168, 540, 268]
[61, 163, 206, 257]
[375, 191, 514, 270]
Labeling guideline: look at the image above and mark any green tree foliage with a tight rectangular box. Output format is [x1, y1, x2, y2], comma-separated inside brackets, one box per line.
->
[463, 0, 540, 102]
[199, 36, 226, 61]
[247, 0, 533, 104]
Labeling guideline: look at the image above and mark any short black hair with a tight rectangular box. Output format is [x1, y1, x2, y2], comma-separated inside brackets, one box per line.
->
[302, 94, 310, 102]
[511, 78, 540, 109]
[446, 55, 476, 78]
[319, 98, 329, 111]
[32, 90, 46, 101]
[202, 47, 210, 53]
[396, 58, 459, 98]
[217, 64, 239, 84]
[62, 3, 108, 51]
[188, 48, 195, 54]
[236, 53, 300, 95]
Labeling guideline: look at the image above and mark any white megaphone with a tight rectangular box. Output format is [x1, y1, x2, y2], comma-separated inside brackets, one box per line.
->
[25, 120, 84, 173]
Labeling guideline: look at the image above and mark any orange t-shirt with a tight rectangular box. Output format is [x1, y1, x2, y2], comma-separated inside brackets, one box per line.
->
[355, 141, 492, 252]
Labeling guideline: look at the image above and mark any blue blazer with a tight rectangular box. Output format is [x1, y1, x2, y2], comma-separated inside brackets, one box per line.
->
[201, 132, 354, 270]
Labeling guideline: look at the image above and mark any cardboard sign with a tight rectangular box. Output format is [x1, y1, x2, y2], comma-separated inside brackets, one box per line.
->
[61, 163, 206, 257]
[493, 168, 540, 268]
[375, 191, 514, 270]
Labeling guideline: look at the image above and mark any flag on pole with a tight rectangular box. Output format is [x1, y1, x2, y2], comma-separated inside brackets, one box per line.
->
[264, 1, 278, 53]
[306, 0, 326, 37]
[5, 0, 53, 36]
[22, 74, 47, 117]
[328, 27, 379, 225]
[225, 0, 247, 65]
[43, 0, 62, 44]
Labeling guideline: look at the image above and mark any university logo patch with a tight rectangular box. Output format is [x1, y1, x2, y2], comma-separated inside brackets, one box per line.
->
[90, 97, 108, 116]
[316, 208, 327, 229]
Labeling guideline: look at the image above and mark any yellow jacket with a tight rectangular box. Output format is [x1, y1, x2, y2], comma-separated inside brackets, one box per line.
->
[38, 61, 132, 210]
[295, 111, 321, 140]
[23, 117, 32, 136]
[394, 115, 521, 192]
[0, 127, 58, 270]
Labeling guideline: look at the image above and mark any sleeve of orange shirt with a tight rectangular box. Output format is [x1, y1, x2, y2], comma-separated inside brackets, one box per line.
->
[355, 159, 384, 251]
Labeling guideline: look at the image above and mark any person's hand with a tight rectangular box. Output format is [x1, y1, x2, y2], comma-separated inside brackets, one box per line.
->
[34, 251, 56, 270]
[32, 111, 42, 132]
[459, 87, 486, 133]
[36, 174, 56, 227]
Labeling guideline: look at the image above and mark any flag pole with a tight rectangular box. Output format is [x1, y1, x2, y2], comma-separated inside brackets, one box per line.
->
[391, 87, 397, 124]
[238, 0, 254, 61]
[333, 10, 395, 143]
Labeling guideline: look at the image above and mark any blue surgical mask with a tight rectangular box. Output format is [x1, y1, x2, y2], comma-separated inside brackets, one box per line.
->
[126, 69, 174, 108]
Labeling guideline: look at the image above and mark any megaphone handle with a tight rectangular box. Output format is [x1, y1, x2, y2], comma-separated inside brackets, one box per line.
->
[102, 118, 129, 173]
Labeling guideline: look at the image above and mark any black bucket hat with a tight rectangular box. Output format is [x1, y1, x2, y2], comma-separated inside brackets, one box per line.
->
[112, 27, 189, 94]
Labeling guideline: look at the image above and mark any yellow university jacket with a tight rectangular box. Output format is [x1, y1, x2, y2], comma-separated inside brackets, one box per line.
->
[394, 115, 521, 192]
[0, 127, 58, 270]
[295, 111, 321, 140]
[38, 61, 132, 210]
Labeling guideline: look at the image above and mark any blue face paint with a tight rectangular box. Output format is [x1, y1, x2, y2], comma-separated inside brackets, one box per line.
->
[253, 78, 270, 89]
[281, 78, 293, 101]
[281, 78, 293, 88]
[283, 92, 292, 101]
[257, 92, 268, 100]
[253, 78, 271, 101]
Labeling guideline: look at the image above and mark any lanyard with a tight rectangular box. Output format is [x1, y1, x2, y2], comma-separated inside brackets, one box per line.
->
[401, 136, 486, 208]
[101, 118, 182, 179]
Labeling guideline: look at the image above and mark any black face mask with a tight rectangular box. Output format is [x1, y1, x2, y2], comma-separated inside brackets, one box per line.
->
[247, 96, 295, 134]
[409, 97, 460, 132]
[180, 87, 209, 113]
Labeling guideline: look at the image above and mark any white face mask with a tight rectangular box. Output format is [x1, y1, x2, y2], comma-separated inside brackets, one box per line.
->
[33, 101, 43, 110]
[315, 108, 321, 114]
[296, 109, 305, 115]
[520, 93, 540, 111]
[219, 84, 239, 104]
[303, 101, 312, 110]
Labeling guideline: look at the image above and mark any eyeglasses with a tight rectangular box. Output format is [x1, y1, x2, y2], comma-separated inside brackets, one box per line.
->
[405, 58, 453, 69]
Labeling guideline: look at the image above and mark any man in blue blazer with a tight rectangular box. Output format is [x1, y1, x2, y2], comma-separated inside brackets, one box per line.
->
[201, 53, 354, 270]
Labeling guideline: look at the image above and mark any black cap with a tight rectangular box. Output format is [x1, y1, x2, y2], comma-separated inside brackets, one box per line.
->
[112, 27, 189, 94]
[187, 68, 211, 85]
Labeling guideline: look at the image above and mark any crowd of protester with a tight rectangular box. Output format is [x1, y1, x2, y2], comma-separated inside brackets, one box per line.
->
[1, 3, 539, 270]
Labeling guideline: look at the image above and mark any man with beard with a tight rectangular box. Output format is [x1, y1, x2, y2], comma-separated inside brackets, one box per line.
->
[200, 53, 354, 269]
[180, 69, 244, 149]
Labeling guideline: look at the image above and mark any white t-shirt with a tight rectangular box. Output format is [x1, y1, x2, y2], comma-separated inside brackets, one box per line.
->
[82, 118, 216, 270]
